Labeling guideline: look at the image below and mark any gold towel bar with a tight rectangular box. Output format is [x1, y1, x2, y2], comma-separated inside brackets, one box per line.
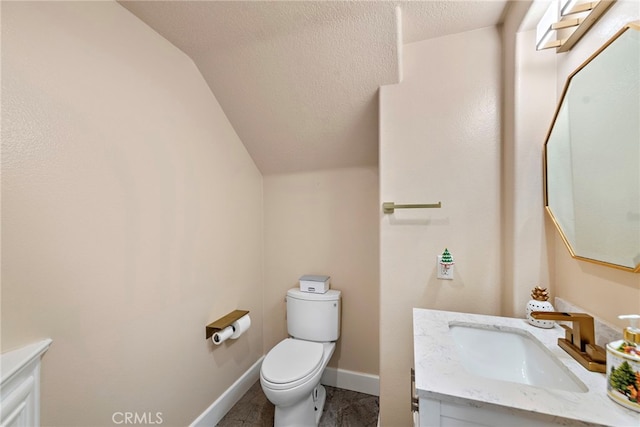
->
[382, 201, 441, 214]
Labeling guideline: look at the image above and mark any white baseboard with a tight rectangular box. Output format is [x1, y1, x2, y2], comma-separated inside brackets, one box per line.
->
[190, 356, 264, 427]
[321, 367, 379, 396]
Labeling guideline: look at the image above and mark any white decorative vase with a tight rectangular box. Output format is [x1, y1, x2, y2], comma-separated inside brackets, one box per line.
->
[526, 286, 555, 329]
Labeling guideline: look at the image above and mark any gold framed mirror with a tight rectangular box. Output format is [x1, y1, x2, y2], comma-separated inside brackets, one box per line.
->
[544, 22, 640, 273]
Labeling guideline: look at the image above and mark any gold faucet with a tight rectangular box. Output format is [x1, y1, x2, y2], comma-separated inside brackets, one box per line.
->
[530, 311, 606, 372]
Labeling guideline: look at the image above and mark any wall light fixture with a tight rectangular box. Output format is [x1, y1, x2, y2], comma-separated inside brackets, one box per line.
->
[535, 0, 616, 52]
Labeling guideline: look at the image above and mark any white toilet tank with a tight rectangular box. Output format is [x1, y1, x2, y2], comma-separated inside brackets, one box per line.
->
[286, 288, 341, 342]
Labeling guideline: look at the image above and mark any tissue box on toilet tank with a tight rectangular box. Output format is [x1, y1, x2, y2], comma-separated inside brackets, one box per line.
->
[299, 275, 331, 294]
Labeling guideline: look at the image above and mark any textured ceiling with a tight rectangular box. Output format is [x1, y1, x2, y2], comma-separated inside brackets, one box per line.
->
[120, 1, 509, 174]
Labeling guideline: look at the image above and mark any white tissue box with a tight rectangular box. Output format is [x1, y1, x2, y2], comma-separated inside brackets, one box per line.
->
[299, 275, 331, 293]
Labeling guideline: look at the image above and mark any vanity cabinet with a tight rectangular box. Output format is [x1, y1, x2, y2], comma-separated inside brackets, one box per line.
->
[1, 340, 52, 427]
[418, 397, 558, 427]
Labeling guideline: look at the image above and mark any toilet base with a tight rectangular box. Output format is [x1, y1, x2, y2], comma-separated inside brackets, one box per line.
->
[313, 384, 327, 425]
[273, 384, 327, 427]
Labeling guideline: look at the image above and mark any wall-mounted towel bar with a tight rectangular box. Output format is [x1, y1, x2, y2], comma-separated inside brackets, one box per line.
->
[382, 201, 441, 214]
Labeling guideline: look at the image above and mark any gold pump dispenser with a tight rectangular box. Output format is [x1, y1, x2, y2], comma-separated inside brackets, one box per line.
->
[620, 314, 640, 344]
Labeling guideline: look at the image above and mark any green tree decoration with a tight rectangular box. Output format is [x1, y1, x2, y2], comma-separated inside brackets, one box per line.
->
[610, 361, 638, 401]
[441, 248, 454, 265]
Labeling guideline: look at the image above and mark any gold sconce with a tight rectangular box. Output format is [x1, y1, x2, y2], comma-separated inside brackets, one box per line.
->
[536, 0, 616, 52]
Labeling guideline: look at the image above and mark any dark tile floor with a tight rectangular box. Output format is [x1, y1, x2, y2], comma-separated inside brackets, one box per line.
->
[217, 381, 379, 427]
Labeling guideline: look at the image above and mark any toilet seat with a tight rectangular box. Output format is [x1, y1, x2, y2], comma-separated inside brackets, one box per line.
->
[261, 339, 323, 389]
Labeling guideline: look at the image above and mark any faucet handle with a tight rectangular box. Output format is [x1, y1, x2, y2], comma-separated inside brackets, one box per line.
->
[586, 344, 606, 363]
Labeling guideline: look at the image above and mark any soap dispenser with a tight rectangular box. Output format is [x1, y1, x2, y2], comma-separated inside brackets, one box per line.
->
[606, 314, 640, 413]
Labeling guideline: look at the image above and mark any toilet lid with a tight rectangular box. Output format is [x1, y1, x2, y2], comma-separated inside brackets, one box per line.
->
[262, 339, 323, 384]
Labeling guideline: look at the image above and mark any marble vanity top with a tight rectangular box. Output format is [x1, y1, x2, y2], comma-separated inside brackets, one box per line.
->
[413, 308, 639, 426]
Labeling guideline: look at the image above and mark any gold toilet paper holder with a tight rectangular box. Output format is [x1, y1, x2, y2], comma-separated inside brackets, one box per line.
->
[206, 310, 250, 340]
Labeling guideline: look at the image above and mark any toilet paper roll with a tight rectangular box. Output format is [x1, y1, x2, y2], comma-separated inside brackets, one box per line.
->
[212, 326, 234, 345]
[230, 314, 251, 339]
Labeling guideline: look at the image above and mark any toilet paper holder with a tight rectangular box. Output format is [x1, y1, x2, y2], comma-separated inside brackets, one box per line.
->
[206, 310, 250, 340]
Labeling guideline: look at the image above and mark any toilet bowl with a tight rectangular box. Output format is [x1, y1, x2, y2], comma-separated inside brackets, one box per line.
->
[260, 288, 341, 426]
[260, 339, 335, 426]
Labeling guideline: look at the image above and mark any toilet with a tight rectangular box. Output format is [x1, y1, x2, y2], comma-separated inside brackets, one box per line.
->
[260, 288, 341, 427]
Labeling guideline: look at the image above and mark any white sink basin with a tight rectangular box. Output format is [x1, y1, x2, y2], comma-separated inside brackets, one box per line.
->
[449, 322, 588, 393]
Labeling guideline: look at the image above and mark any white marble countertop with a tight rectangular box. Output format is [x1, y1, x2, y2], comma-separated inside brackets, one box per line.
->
[413, 308, 639, 427]
[1, 339, 52, 386]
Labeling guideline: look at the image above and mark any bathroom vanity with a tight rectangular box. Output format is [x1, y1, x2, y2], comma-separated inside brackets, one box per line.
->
[413, 309, 638, 426]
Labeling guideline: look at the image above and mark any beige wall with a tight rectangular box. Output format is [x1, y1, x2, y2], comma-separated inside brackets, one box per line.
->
[504, 0, 640, 329]
[1, 2, 263, 426]
[501, 1, 557, 318]
[379, 26, 502, 426]
[263, 167, 379, 375]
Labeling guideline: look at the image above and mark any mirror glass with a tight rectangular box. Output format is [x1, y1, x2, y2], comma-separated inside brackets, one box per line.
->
[545, 23, 640, 272]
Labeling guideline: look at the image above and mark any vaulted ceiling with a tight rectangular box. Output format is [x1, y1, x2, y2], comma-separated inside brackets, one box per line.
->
[120, 1, 509, 174]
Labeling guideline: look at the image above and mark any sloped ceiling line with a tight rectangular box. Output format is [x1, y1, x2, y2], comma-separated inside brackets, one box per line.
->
[120, 1, 507, 174]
